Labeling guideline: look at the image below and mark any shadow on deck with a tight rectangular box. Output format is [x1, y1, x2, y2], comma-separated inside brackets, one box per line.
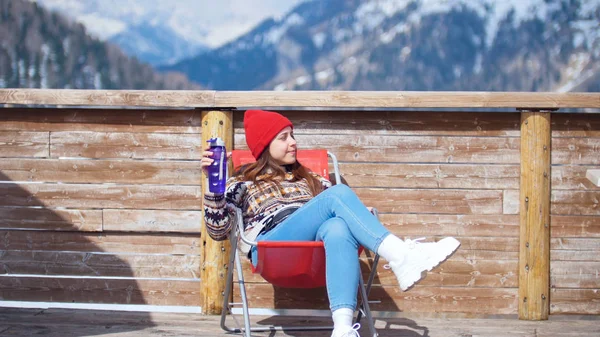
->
[1, 307, 599, 337]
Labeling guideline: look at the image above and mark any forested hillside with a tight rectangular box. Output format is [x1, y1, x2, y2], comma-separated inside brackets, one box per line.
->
[0, 0, 198, 89]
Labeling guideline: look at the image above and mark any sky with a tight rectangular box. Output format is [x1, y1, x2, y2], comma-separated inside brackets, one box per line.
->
[33, 0, 306, 47]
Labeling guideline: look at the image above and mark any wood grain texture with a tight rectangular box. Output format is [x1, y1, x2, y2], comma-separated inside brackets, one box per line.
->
[0, 131, 49, 157]
[0, 183, 201, 209]
[549, 115, 600, 319]
[1, 89, 599, 108]
[355, 188, 503, 214]
[0, 207, 101, 231]
[551, 190, 600, 216]
[233, 284, 518, 314]
[238, 257, 518, 288]
[103, 209, 202, 233]
[199, 110, 233, 315]
[552, 165, 600, 190]
[552, 137, 600, 165]
[0, 103, 598, 315]
[0, 158, 202, 185]
[503, 190, 520, 215]
[0, 108, 203, 133]
[379, 213, 519, 237]
[551, 250, 600, 261]
[503, 190, 600, 216]
[2, 308, 600, 337]
[50, 132, 203, 160]
[551, 215, 600, 237]
[0, 251, 200, 278]
[0, 231, 200, 255]
[551, 261, 600, 288]
[453, 250, 519, 260]
[236, 134, 521, 164]
[552, 113, 600, 137]
[550, 289, 600, 315]
[427, 237, 518, 251]
[340, 163, 519, 189]
[102, 209, 204, 233]
[366, 285, 517, 314]
[0, 276, 200, 305]
[519, 111, 551, 320]
[234, 110, 521, 136]
[551, 237, 600, 250]
[215, 91, 600, 109]
[0, 89, 215, 107]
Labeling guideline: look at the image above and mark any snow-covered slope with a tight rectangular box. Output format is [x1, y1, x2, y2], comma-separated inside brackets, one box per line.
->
[32, 0, 304, 65]
[164, 0, 600, 91]
[1, 0, 200, 89]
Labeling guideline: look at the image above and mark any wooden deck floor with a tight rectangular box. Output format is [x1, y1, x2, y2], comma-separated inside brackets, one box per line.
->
[0, 307, 598, 337]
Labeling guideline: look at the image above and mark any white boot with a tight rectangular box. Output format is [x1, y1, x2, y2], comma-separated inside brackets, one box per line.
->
[331, 323, 361, 337]
[385, 237, 460, 291]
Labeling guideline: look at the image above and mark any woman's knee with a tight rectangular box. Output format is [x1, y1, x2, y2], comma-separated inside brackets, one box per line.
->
[329, 183, 355, 200]
[320, 217, 349, 235]
[318, 217, 358, 247]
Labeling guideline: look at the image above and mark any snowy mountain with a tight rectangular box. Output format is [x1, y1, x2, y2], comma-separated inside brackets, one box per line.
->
[32, 0, 305, 66]
[110, 22, 205, 66]
[163, 0, 600, 92]
[1, 0, 199, 89]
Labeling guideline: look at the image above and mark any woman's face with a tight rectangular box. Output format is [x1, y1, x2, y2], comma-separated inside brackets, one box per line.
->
[268, 126, 297, 165]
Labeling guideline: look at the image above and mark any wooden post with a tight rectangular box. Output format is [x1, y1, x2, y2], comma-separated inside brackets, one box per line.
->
[200, 109, 233, 315]
[518, 109, 552, 320]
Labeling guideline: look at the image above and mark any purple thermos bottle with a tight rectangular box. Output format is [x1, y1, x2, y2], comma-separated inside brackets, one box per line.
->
[207, 137, 227, 193]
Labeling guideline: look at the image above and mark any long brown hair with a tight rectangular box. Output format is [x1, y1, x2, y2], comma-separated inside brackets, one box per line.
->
[235, 150, 323, 196]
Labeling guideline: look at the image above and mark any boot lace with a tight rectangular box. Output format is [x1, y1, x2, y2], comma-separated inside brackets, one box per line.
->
[333, 323, 361, 337]
[345, 323, 361, 337]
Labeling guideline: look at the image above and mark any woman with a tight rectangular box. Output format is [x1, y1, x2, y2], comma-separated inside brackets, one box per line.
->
[202, 109, 460, 337]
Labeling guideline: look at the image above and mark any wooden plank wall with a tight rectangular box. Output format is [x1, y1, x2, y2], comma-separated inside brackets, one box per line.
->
[233, 110, 522, 315]
[0, 108, 203, 306]
[232, 110, 599, 316]
[549, 113, 600, 315]
[1, 107, 598, 316]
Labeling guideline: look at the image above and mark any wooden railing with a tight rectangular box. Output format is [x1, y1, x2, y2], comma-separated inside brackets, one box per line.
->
[1, 89, 599, 320]
[1, 89, 598, 108]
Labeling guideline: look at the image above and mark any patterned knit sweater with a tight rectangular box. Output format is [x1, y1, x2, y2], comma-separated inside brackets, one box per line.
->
[203, 172, 331, 242]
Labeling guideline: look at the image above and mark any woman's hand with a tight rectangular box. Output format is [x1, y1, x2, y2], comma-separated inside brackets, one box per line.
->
[201, 148, 232, 174]
[200, 148, 215, 174]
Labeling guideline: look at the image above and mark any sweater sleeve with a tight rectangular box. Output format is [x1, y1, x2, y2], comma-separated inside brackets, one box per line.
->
[203, 176, 246, 241]
[311, 172, 332, 191]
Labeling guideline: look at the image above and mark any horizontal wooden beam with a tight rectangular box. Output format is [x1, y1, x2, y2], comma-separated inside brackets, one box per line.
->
[1, 89, 599, 109]
[215, 91, 600, 109]
[0, 89, 215, 108]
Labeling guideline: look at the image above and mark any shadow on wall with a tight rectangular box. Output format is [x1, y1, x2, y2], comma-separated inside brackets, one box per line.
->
[0, 170, 155, 335]
[0, 107, 209, 335]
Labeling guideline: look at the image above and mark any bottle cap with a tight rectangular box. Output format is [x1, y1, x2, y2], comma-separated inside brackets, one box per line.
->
[207, 137, 225, 147]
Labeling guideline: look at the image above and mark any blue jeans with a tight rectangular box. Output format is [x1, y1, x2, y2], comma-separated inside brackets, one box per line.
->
[251, 184, 390, 311]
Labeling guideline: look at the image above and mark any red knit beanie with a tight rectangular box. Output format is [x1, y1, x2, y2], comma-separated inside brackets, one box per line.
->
[244, 109, 293, 159]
